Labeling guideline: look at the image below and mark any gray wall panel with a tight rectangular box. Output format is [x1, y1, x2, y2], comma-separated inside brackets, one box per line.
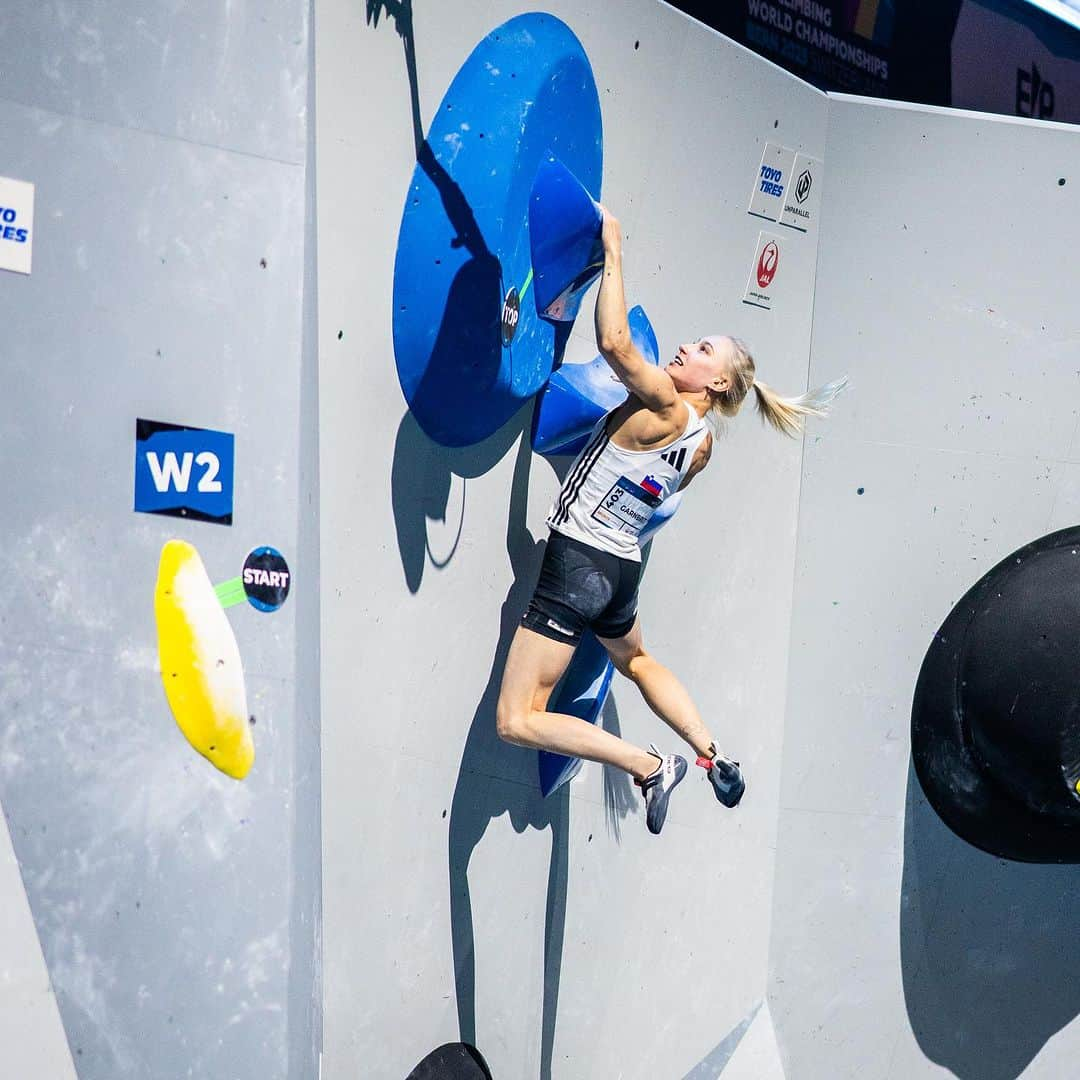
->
[3, 102, 304, 675]
[0, 60, 316, 1079]
[16, 1, 1080, 1075]
[0, 1, 307, 162]
[0, 802, 77, 1079]
[317, 2, 825, 1076]
[287, 3, 322, 1075]
[771, 96, 1080, 1079]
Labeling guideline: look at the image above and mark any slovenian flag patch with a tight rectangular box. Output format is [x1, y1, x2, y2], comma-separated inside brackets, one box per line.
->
[640, 475, 663, 498]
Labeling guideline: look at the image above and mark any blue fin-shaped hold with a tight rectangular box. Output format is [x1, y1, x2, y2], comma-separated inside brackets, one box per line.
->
[529, 157, 604, 323]
[538, 632, 614, 798]
[531, 305, 660, 456]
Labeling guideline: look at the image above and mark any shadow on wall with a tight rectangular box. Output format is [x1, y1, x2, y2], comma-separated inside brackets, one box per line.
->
[377, 0, 573, 590]
[444, 434, 637, 1078]
[599, 694, 638, 842]
[366, 1, 423, 156]
[392, 408, 528, 592]
[371, 10, 636, 1072]
[444, 431, 567, 1075]
[375, 0, 513, 592]
[401, 132, 507, 445]
[900, 763, 1080, 1079]
[371, 0, 501, 451]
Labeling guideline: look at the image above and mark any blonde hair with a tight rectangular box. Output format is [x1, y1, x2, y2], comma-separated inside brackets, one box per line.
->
[708, 336, 848, 438]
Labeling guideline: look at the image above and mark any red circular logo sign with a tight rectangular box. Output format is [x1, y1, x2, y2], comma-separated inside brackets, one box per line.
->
[757, 241, 779, 288]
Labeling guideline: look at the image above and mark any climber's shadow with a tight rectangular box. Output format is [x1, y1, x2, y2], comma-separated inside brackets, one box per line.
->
[900, 762, 1080, 1079]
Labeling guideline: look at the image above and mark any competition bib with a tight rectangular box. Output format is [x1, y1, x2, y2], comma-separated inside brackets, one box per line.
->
[591, 474, 663, 536]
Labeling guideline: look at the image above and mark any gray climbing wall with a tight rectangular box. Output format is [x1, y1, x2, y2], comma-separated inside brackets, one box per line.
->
[770, 99, 1080, 1078]
[320, 4, 1080, 1077]
[0, 3, 320, 1078]
[316, 2, 825, 1076]
[6, 2, 1078, 1078]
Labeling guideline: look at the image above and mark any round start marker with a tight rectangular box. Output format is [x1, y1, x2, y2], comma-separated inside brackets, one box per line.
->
[242, 547, 291, 613]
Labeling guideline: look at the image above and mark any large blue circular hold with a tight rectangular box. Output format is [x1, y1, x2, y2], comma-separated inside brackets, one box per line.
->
[392, 14, 603, 448]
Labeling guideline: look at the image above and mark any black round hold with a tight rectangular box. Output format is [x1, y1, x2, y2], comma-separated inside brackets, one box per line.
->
[406, 1043, 492, 1080]
[912, 526, 1080, 862]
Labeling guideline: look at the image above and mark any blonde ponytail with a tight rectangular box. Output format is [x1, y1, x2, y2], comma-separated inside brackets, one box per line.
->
[706, 336, 848, 438]
[751, 376, 849, 438]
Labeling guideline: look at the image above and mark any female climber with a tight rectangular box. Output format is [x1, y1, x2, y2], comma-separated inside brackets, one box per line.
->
[495, 207, 845, 834]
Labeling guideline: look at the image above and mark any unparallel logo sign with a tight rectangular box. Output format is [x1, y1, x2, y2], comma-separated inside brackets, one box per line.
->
[779, 153, 823, 232]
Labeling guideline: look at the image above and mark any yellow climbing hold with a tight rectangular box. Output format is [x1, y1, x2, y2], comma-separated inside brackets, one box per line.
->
[154, 540, 253, 780]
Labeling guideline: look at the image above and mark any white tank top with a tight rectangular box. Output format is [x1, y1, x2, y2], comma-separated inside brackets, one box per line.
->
[546, 400, 709, 562]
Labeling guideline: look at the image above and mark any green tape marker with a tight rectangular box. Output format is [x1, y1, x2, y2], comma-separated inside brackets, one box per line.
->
[214, 577, 247, 609]
[519, 267, 534, 301]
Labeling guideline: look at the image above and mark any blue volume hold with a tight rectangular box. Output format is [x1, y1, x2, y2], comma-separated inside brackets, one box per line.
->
[531, 305, 660, 456]
[538, 632, 615, 797]
[392, 14, 602, 448]
[529, 157, 604, 322]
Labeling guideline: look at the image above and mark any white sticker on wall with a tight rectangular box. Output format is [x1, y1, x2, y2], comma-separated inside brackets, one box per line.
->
[0, 176, 34, 275]
[779, 154, 823, 233]
[748, 143, 796, 221]
[743, 232, 782, 310]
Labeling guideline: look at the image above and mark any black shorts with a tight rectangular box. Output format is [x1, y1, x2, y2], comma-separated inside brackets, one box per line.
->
[521, 532, 642, 647]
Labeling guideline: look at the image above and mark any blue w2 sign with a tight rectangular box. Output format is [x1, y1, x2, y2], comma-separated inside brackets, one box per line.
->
[134, 419, 235, 525]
